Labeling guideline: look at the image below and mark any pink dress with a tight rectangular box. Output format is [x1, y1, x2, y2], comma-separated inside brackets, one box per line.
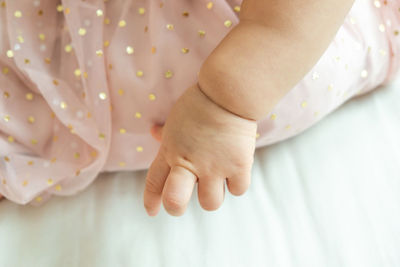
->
[0, 0, 399, 204]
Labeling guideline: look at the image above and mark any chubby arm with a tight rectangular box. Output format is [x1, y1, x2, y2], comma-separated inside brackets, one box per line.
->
[198, 0, 355, 121]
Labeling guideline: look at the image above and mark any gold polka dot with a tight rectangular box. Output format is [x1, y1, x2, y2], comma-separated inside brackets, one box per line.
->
[99, 133, 105, 140]
[99, 92, 107, 100]
[24, 59, 30, 64]
[148, 94, 156, 101]
[2, 67, 9, 74]
[78, 28, 87, 36]
[68, 124, 75, 134]
[198, 30, 206, 37]
[55, 185, 62, 191]
[165, 70, 173, 78]
[181, 48, 189, 54]
[35, 196, 42, 202]
[135, 112, 142, 118]
[56, 5, 64, 12]
[3, 115, 10, 122]
[27, 161, 34, 166]
[22, 180, 28, 186]
[65, 7, 71, 14]
[394, 30, 399, 36]
[4, 156, 10, 162]
[104, 40, 110, 47]
[270, 114, 277, 120]
[7, 136, 14, 143]
[224, 20, 232, 28]
[44, 58, 51, 64]
[17, 35, 24, 43]
[119, 128, 126, 134]
[96, 50, 104, 57]
[285, 125, 291, 130]
[118, 20, 126, 27]
[96, 9, 104, 16]
[38, 33, 46, 41]
[3, 91, 10, 98]
[50, 157, 57, 163]
[207, 2, 213, 9]
[14, 10, 22, 18]
[53, 79, 59, 86]
[166, 24, 174, 30]
[136, 70, 144, 77]
[126, 46, 134, 54]
[74, 152, 80, 159]
[74, 69, 82, 77]
[27, 116, 35, 124]
[301, 101, 308, 108]
[136, 146, 143, 152]
[65, 44, 73, 53]
[151, 46, 157, 54]
[47, 179, 54, 185]
[119, 161, 126, 167]
[182, 11, 189, 17]
[90, 151, 97, 158]
[6, 50, 14, 58]
[138, 7, 146, 15]
[255, 132, 260, 139]
[104, 18, 111, 25]
[31, 139, 38, 145]
[234, 6, 241, 12]
[0, 1, 5, 8]
[60, 101, 67, 109]
[76, 170, 81, 176]
[118, 89, 124, 96]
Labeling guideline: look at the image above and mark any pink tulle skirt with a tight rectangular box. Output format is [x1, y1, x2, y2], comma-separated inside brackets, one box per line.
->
[0, 0, 399, 204]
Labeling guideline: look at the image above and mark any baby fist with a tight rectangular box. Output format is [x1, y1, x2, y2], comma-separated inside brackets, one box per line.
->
[144, 84, 257, 216]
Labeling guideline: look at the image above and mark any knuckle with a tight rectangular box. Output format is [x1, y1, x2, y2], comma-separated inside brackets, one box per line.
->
[232, 159, 251, 171]
[173, 157, 196, 175]
[145, 176, 163, 194]
[163, 194, 186, 214]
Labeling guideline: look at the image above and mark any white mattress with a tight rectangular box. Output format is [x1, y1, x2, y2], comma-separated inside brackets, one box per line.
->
[1, 78, 400, 267]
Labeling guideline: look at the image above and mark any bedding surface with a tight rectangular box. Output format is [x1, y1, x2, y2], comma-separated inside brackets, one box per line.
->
[1, 79, 400, 267]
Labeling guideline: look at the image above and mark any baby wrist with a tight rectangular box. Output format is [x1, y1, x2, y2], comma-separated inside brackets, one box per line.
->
[198, 54, 276, 122]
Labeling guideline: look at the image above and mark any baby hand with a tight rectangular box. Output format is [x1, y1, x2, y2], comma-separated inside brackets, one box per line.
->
[144, 84, 257, 216]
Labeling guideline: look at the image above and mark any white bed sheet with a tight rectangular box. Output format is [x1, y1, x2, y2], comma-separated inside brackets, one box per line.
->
[1, 79, 400, 267]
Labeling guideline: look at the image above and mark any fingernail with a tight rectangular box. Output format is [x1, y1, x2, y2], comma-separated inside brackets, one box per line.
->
[146, 208, 158, 217]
